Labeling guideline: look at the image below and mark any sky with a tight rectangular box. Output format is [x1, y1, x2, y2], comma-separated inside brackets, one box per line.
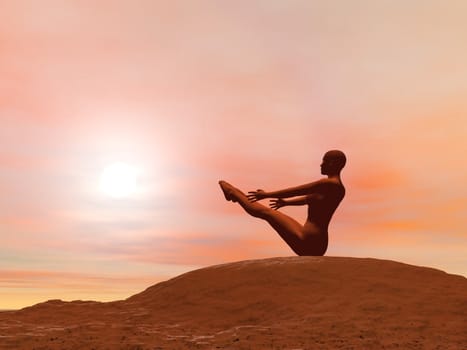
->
[1, 0, 466, 309]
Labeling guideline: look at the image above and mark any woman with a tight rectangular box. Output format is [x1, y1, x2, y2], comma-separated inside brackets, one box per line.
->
[219, 150, 346, 256]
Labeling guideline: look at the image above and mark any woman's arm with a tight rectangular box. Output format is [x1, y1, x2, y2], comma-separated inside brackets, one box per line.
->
[285, 196, 309, 205]
[270, 196, 308, 210]
[248, 179, 325, 202]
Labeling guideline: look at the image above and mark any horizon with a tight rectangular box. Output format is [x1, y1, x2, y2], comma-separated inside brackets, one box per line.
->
[2, 255, 466, 311]
[1, 1, 466, 309]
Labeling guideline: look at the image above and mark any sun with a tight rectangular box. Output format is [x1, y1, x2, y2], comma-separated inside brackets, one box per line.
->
[99, 162, 138, 198]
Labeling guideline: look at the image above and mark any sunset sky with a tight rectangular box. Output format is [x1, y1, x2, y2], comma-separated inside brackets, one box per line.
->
[1, 1, 466, 309]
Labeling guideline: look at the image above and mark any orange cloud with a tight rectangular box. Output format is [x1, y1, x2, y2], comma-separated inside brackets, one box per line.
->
[111, 228, 284, 266]
[0, 269, 162, 309]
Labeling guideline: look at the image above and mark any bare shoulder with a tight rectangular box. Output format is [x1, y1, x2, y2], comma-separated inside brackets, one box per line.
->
[313, 178, 345, 193]
[313, 177, 342, 187]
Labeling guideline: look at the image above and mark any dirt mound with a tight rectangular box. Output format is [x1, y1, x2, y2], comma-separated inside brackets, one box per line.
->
[1, 256, 465, 349]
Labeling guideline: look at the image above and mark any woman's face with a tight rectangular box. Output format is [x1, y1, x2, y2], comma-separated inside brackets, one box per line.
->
[320, 157, 333, 175]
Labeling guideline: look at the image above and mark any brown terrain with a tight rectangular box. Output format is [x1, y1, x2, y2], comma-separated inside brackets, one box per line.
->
[0, 256, 465, 349]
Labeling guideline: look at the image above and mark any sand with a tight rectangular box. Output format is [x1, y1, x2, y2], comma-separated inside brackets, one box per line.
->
[0, 256, 466, 349]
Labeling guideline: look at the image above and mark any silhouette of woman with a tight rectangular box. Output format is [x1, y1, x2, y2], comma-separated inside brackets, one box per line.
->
[219, 150, 346, 256]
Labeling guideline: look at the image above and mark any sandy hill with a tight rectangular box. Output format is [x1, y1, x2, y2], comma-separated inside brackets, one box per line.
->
[0, 256, 465, 349]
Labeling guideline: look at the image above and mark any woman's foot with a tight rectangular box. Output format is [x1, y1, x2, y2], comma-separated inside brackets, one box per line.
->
[218, 180, 237, 202]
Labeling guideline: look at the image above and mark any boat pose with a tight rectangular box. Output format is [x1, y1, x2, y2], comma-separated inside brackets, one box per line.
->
[218, 150, 346, 256]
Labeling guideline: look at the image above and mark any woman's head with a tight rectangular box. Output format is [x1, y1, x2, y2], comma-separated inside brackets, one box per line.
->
[321, 150, 346, 175]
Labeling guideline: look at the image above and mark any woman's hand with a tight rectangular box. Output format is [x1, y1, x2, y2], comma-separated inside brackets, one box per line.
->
[269, 198, 286, 210]
[247, 189, 267, 202]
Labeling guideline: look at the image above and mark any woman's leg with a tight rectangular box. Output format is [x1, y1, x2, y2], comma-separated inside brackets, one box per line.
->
[219, 180, 306, 255]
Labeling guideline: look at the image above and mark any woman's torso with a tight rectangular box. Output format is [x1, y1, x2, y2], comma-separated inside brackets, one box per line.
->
[304, 180, 345, 236]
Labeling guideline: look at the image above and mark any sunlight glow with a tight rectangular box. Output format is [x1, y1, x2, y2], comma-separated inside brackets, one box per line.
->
[99, 162, 138, 198]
